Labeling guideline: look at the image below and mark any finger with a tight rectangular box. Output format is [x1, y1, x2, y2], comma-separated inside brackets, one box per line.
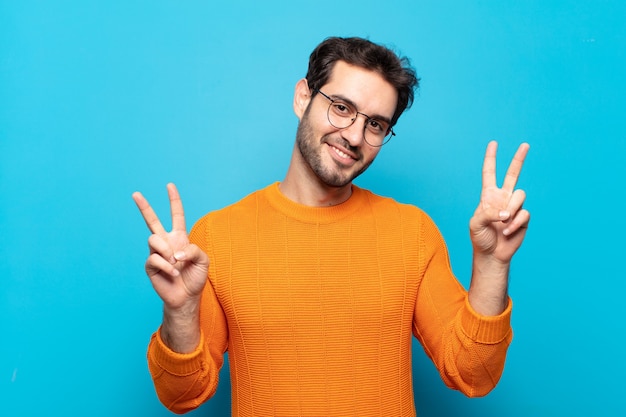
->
[167, 183, 187, 233]
[502, 143, 530, 193]
[503, 209, 530, 236]
[481, 141, 498, 190]
[148, 234, 175, 264]
[146, 253, 180, 278]
[132, 191, 167, 235]
[173, 244, 210, 269]
[506, 189, 527, 214]
[470, 204, 510, 232]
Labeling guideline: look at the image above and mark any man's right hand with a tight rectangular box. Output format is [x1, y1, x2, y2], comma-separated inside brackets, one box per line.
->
[133, 183, 209, 352]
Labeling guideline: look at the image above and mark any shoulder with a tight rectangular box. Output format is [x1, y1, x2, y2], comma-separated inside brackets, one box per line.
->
[355, 186, 445, 239]
[356, 186, 431, 219]
[198, 186, 266, 220]
[189, 185, 271, 238]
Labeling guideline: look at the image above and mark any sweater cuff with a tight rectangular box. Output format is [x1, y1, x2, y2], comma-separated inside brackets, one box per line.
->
[149, 328, 205, 376]
[459, 296, 512, 344]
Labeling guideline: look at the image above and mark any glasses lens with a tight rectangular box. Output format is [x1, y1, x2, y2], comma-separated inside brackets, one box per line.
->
[327, 101, 355, 129]
[364, 129, 394, 147]
[325, 96, 394, 147]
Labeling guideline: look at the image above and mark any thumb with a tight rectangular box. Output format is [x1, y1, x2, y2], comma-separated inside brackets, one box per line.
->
[470, 205, 510, 232]
[173, 244, 209, 268]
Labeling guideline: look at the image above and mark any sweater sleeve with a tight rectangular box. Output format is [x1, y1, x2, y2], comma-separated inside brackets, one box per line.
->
[412, 212, 512, 397]
[146, 217, 229, 414]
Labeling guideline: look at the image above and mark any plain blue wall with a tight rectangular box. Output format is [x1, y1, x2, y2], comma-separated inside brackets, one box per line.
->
[2, 1, 624, 416]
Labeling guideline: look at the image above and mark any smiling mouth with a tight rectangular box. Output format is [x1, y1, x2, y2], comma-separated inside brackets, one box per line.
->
[324, 137, 359, 161]
[331, 145, 353, 160]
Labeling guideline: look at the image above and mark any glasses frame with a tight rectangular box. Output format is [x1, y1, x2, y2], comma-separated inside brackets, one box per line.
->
[315, 89, 395, 147]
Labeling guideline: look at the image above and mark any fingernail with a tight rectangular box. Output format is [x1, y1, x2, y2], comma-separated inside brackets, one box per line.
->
[174, 251, 186, 261]
[499, 210, 510, 219]
[172, 268, 180, 277]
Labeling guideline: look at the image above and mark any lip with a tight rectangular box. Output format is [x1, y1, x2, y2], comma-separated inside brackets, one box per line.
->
[326, 142, 358, 166]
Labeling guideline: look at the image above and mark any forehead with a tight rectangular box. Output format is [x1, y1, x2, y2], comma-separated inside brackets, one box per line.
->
[322, 61, 398, 118]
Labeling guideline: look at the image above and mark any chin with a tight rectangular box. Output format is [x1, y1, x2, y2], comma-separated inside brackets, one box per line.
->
[317, 165, 367, 188]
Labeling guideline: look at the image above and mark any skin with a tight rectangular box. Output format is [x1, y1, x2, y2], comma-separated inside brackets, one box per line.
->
[468, 141, 530, 315]
[280, 61, 397, 206]
[132, 184, 207, 352]
[132, 60, 530, 353]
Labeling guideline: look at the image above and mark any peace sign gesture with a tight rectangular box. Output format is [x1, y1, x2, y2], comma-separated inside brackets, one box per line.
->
[470, 141, 531, 263]
[467, 142, 530, 316]
[132, 184, 209, 312]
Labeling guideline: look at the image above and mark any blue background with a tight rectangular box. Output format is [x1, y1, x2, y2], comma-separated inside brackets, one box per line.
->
[2, 1, 624, 416]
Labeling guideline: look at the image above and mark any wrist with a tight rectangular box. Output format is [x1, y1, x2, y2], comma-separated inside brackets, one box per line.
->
[473, 251, 510, 273]
[163, 294, 201, 317]
[161, 298, 201, 353]
[469, 254, 510, 316]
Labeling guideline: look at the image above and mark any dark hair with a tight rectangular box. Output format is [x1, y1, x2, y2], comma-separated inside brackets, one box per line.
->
[305, 37, 419, 127]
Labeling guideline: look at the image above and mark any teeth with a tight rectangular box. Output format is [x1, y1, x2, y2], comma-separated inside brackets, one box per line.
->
[333, 147, 349, 158]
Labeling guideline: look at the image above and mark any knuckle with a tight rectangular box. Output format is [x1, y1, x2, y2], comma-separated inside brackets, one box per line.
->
[147, 234, 159, 249]
[145, 253, 159, 266]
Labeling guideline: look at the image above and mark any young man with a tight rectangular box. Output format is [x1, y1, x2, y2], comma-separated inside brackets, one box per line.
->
[133, 37, 530, 416]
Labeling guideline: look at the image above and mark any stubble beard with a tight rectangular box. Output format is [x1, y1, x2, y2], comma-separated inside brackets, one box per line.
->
[295, 111, 373, 188]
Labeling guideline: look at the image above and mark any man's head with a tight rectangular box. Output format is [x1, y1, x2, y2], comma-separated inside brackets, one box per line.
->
[305, 37, 419, 127]
[287, 37, 419, 198]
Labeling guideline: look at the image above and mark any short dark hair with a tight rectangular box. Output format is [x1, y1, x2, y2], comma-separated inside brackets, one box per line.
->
[305, 37, 419, 127]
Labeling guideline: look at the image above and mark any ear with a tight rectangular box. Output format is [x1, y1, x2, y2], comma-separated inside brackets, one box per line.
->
[293, 78, 311, 120]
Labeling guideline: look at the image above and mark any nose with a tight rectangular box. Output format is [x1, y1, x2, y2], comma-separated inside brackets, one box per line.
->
[339, 114, 367, 147]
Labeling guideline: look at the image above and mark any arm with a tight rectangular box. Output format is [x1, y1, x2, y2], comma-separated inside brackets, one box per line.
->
[133, 184, 227, 413]
[468, 141, 530, 315]
[413, 142, 529, 396]
[413, 213, 513, 398]
[132, 183, 208, 352]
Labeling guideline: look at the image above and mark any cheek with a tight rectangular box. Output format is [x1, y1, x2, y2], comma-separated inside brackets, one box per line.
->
[312, 117, 333, 136]
[305, 103, 334, 131]
[362, 146, 381, 162]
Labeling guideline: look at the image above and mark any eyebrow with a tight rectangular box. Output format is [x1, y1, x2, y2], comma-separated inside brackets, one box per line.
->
[327, 93, 393, 125]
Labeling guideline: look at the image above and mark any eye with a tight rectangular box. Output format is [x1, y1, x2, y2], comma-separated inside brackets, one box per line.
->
[331, 102, 353, 117]
[367, 119, 386, 133]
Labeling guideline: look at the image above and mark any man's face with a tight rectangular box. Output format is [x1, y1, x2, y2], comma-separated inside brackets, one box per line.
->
[295, 61, 398, 188]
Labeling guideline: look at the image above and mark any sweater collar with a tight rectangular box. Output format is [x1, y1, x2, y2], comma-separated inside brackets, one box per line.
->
[264, 182, 367, 224]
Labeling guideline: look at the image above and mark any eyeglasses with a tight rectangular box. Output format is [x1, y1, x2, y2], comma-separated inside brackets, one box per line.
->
[316, 89, 395, 147]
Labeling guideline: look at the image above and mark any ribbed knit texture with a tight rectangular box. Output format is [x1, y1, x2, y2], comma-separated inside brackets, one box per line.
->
[147, 183, 513, 416]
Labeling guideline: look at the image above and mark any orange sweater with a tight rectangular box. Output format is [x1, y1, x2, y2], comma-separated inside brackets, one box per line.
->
[147, 183, 512, 416]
